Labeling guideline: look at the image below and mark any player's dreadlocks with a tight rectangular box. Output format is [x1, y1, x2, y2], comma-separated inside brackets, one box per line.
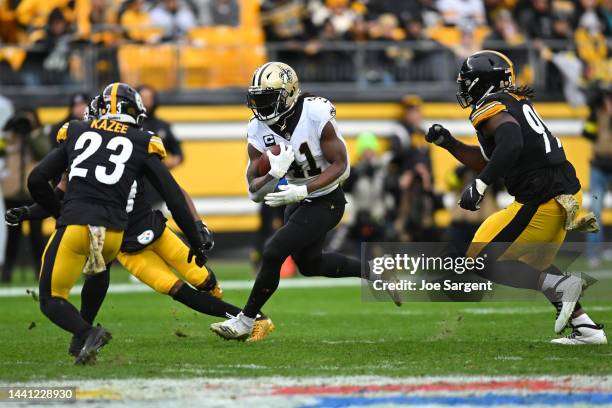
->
[508, 85, 535, 99]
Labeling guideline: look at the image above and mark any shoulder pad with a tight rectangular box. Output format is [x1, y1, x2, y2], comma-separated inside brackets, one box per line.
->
[148, 135, 167, 160]
[470, 93, 509, 127]
[304, 96, 336, 122]
[56, 122, 71, 143]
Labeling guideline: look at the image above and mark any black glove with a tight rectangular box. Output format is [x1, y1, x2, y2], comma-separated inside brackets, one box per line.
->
[5, 206, 30, 227]
[459, 179, 487, 211]
[195, 220, 214, 251]
[426, 124, 459, 150]
[188, 244, 208, 267]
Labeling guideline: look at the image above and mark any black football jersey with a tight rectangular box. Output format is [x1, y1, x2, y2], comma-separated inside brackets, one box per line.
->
[120, 177, 167, 252]
[56, 119, 167, 229]
[470, 91, 580, 205]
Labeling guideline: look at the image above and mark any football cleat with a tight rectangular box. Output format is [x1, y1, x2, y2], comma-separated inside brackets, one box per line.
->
[210, 312, 253, 341]
[553, 275, 584, 333]
[381, 269, 403, 307]
[68, 335, 84, 357]
[74, 325, 112, 365]
[551, 323, 607, 345]
[247, 317, 275, 342]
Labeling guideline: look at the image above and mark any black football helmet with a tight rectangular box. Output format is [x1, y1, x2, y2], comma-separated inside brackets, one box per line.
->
[98, 82, 147, 126]
[456, 50, 515, 108]
[83, 95, 100, 122]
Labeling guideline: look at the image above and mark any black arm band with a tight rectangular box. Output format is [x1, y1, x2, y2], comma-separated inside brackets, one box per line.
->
[477, 122, 523, 185]
[28, 187, 65, 220]
[143, 156, 203, 248]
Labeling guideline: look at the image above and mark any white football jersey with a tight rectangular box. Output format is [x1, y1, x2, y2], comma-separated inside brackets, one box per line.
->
[247, 96, 350, 198]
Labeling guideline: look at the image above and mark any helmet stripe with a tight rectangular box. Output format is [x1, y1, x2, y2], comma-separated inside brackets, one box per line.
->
[255, 62, 274, 87]
[110, 83, 119, 114]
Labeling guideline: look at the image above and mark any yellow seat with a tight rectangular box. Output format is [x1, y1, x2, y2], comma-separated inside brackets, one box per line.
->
[118, 44, 178, 91]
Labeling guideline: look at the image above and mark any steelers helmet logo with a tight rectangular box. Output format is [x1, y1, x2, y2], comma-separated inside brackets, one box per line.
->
[137, 230, 155, 245]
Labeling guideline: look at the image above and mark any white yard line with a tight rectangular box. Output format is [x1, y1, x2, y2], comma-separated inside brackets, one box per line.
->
[0, 277, 362, 298]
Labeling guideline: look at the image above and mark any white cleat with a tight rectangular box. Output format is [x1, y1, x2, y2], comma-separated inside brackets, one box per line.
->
[551, 323, 607, 345]
[369, 254, 402, 306]
[381, 268, 402, 307]
[553, 275, 584, 333]
[210, 312, 254, 341]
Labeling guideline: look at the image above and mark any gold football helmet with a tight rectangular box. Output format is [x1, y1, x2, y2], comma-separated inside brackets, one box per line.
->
[247, 62, 301, 124]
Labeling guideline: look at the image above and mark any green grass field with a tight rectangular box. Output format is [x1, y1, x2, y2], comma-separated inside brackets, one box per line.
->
[0, 261, 611, 383]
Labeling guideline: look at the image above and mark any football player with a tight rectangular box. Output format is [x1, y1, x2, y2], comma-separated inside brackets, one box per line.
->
[27, 83, 210, 364]
[9, 92, 275, 354]
[425, 50, 606, 344]
[210, 62, 401, 341]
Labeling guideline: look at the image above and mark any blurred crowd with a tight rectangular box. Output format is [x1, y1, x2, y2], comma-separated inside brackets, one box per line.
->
[0, 0, 609, 89]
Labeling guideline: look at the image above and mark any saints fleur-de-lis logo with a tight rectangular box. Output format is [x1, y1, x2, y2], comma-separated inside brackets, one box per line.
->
[278, 67, 293, 83]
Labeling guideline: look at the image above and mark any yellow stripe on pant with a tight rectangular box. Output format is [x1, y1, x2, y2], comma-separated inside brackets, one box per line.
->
[468, 192, 582, 271]
[116, 227, 210, 294]
[39, 225, 123, 299]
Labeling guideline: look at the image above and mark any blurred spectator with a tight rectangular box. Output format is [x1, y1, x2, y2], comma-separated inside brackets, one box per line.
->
[208, 0, 240, 26]
[192, 0, 240, 26]
[48, 93, 89, 148]
[15, 0, 75, 32]
[21, 8, 74, 86]
[483, 9, 531, 84]
[120, 0, 162, 43]
[574, 6, 609, 81]
[261, 0, 315, 42]
[363, 13, 406, 84]
[339, 132, 392, 253]
[260, 0, 317, 74]
[137, 85, 184, 205]
[402, 13, 453, 81]
[309, 0, 359, 39]
[388, 96, 439, 242]
[453, 23, 483, 61]
[437, 0, 486, 26]
[573, 0, 610, 35]
[150, 0, 196, 42]
[582, 82, 612, 268]
[517, 0, 554, 40]
[1, 109, 49, 282]
[82, 0, 119, 45]
[445, 166, 498, 254]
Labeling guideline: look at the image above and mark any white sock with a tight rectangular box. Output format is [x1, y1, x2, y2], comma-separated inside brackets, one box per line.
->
[540, 273, 564, 291]
[239, 312, 255, 328]
[572, 313, 595, 327]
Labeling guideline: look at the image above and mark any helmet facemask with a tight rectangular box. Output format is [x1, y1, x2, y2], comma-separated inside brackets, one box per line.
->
[247, 87, 291, 124]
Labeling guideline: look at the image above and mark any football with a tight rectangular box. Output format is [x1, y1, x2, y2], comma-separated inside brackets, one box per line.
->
[256, 144, 282, 176]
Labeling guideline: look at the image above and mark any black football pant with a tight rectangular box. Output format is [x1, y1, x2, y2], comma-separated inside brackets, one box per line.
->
[243, 188, 361, 318]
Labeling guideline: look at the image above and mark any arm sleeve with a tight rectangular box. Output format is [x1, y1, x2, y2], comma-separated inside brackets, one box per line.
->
[477, 122, 523, 186]
[28, 187, 65, 220]
[142, 155, 203, 248]
[27, 146, 69, 218]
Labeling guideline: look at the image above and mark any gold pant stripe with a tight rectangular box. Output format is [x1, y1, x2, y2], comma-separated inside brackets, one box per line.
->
[39, 225, 123, 299]
[116, 227, 209, 294]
